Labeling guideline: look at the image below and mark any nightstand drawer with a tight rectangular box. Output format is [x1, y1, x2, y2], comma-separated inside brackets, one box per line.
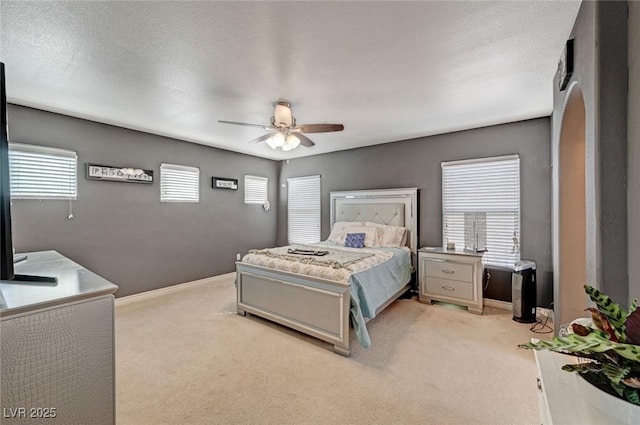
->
[425, 277, 473, 301]
[423, 259, 473, 282]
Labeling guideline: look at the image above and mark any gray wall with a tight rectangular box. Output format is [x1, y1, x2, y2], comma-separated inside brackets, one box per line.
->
[551, 1, 629, 310]
[630, 1, 640, 301]
[277, 118, 552, 301]
[597, 1, 628, 304]
[8, 105, 279, 297]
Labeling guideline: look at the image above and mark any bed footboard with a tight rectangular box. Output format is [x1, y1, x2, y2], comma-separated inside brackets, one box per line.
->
[236, 263, 351, 356]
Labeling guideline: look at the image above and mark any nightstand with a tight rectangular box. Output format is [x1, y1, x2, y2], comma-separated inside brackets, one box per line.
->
[418, 247, 484, 314]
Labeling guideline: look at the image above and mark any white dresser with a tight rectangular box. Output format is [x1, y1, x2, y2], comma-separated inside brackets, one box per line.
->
[418, 247, 484, 314]
[1, 251, 118, 425]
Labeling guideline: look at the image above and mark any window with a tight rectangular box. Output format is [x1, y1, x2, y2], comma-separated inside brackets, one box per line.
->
[442, 155, 520, 268]
[244, 175, 268, 204]
[160, 163, 199, 202]
[9, 143, 77, 199]
[288, 175, 321, 244]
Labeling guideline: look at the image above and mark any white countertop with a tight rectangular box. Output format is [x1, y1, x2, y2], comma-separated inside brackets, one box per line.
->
[0, 251, 118, 317]
[535, 350, 627, 424]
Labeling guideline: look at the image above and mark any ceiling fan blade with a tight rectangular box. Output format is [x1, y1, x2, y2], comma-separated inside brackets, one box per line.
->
[295, 133, 315, 147]
[248, 133, 274, 144]
[218, 120, 271, 130]
[293, 123, 344, 133]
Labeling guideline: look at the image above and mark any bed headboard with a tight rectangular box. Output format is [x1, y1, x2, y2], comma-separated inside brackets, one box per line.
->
[329, 188, 419, 263]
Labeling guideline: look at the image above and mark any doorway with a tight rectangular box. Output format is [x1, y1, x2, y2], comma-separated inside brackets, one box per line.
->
[557, 84, 587, 327]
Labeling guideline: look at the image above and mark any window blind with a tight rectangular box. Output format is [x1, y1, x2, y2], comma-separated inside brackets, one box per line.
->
[288, 175, 321, 244]
[9, 143, 77, 199]
[244, 175, 268, 204]
[442, 155, 520, 268]
[160, 163, 199, 203]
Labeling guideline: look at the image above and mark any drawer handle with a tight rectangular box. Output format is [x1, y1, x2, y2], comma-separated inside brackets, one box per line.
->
[442, 285, 455, 291]
[441, 269, 455, 274]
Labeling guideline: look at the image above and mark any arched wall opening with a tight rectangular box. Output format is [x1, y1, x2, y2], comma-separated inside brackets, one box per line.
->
[556, 83, 588, 327]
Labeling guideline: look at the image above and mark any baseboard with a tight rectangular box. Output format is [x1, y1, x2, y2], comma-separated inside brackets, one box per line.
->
[483, 298, 512, 311]
[115, 272, 235, 307]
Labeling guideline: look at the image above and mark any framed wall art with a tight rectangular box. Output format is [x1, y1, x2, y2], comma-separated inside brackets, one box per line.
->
[87, 164, 153, 184]
[212, 177, 238, 190]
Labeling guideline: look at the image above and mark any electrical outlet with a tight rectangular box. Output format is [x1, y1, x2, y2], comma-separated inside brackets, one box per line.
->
[236, 253, 242, 261]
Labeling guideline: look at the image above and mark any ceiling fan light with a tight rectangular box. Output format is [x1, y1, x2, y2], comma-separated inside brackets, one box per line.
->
[286, 134, 300, 150]
[266, 136, 278, 149]
[272, 132, 285, 147]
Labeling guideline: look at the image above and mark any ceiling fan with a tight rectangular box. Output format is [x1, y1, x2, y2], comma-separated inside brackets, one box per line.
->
[218, 101, 344, 151]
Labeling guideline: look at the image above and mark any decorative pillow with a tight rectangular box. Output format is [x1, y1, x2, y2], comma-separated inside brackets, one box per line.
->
[342, 225, 381, 247]
[364, 222, 408, 247]
[327, 221, 364, 243]
[344, 233, 366, 248]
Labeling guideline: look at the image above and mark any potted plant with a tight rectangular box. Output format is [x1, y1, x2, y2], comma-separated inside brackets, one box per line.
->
[519, 285, 640, 414]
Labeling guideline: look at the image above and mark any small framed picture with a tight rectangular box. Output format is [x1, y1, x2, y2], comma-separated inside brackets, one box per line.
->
[212, 177, 238, 190]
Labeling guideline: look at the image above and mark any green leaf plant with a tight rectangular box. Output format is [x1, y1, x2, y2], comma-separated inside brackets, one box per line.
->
[519, 285, 640, 405]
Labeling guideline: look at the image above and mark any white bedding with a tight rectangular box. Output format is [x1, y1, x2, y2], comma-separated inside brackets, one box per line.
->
[241, 243, 396, 283]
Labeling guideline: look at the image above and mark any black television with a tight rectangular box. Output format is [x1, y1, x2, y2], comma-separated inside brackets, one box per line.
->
[0, 62, 14, 280]
[0, 62, 56, 284]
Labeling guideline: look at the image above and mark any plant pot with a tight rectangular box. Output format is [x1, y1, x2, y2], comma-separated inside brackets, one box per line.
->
[575, 373, 640, 425]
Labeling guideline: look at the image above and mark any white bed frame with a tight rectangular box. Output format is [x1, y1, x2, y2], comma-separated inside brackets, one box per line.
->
[235, 188, 418, 356]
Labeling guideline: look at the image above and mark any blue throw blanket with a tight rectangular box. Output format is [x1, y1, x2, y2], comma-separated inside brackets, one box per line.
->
[316, 242, 412, 348]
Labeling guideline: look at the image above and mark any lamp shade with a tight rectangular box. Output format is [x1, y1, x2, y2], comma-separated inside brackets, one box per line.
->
[286, 135, 300, 150]
[272, 132, 285, 147]
[266, 133, 285, 149]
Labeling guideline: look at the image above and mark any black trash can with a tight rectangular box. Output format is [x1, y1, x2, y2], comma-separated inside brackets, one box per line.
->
[512, 260, 537, 323]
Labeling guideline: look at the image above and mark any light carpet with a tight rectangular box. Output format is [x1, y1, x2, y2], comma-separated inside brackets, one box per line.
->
[115, 275, 548, 425]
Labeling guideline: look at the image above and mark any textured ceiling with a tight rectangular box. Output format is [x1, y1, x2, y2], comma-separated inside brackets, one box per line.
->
[0, 1, 580, 160]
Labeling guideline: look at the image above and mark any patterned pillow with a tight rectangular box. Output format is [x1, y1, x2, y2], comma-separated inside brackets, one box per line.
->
[342, 226, 381, 247]
[344, 232, 366, 248]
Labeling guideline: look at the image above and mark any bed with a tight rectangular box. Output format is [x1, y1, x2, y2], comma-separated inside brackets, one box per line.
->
[235, 188, 418, 356]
